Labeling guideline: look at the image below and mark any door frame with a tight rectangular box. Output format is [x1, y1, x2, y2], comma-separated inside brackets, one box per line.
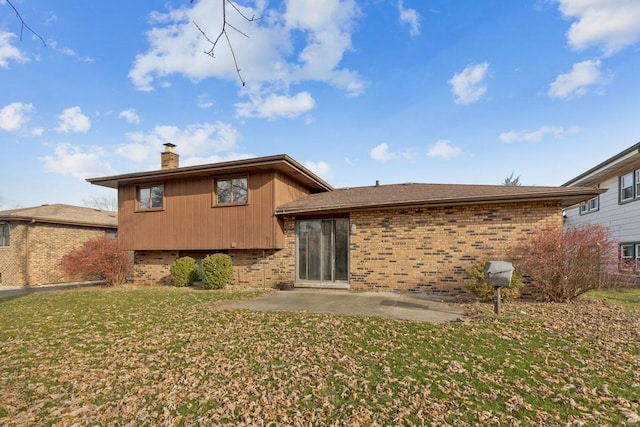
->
[295, 218, 350, 289]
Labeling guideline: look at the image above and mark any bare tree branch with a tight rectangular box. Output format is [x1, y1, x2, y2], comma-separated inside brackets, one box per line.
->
[191, 0, 258, 87]
[84, 195, 118, 211]
[5, 0, 46, 46]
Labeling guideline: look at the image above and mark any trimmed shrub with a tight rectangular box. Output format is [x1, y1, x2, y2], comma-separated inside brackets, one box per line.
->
[201, 253, 233, 290]
[169, 256, 199, 287]
[515, 223, 619, 302]
[61, 235, 132, 286]
[465, 261, 523, 302]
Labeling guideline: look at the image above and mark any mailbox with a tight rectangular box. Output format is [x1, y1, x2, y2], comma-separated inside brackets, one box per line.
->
[483, 261, 514, 288]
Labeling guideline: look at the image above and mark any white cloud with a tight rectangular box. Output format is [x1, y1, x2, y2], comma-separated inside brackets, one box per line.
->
[0, 32, 29, 68]
[197, 94, 214, 109]
[398, 1, 421, 37]
[128, 0, 364, 97]
[556, 0, 640, 55]
[0, 102, 33, 131]
[43, 143, 115, 179]
[119, 108, 141, 124]
[304, 160, 334, 180]
[55, 106, 91, 133]
[449, 62, 490, 104]
[370, 143, 399, 162]
[499, 125, 580, 143]
[117, 122, 240, 164]
[427, 140, 461, 159]
[235, 91, 315, 119]
[548, 59, 610, 99]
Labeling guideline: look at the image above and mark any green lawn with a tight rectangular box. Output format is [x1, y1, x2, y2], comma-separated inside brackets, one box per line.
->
[0, 286, 639, 426]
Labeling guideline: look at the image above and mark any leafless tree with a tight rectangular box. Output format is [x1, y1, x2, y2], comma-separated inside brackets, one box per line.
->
[5, 0, 46, 46]
[191, 0, 258, 86]
[84, 195, 118, 211]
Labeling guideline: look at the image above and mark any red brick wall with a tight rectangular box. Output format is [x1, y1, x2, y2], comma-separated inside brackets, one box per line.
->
[0, 223, 27, 286]
[130, 202, 561, 296]
[348, 202, 562, 295]
[0, 221, 111, 286]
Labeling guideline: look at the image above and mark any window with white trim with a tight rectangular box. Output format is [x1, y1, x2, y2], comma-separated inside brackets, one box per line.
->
[619, 243, 640, 272]
[579, 195, 599, 214]
[621, 172, 634, 202]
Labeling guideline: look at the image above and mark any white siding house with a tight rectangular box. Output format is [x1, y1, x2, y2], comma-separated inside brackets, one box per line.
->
[563, 141, 640, 273]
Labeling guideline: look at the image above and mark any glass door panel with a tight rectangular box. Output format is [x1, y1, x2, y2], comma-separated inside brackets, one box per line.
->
[297, 219, 349, 283]
[334, 219, 349, 281]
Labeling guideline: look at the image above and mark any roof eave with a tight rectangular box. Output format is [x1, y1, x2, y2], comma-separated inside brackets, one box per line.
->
[0, 215, 117, 228]
[275, 189, 605, 216]
[87, 154, 333, 192]
[563, 141, 640, 187]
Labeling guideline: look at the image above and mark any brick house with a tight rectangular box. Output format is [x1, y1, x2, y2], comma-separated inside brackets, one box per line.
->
[88, 145, 600, 295]
[0, 204, 118, 286]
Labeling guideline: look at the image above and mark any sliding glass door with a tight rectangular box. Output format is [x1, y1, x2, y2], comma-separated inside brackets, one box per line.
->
[297, 219, 349, 283]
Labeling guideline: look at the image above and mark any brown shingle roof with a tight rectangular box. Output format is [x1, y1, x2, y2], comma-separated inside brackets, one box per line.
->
[0, 204, 117, 228]
[87, 154, 333, 192]
[275, 183, 605, 215]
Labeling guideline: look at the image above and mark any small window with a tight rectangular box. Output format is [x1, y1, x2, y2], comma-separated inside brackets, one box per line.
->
[0, 223, 9, 247]
[579, 195, 599, 214]
[621, 172, 634, 201]
[621, 244, 634, 259]
[216, 177, 248, 205]
[620, 243, 638, 272]
[139, 185, 163, 210]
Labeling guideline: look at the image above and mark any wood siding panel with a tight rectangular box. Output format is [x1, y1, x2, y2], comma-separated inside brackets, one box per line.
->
[273, 172, 313, 247]
[118, 171, 284, 250]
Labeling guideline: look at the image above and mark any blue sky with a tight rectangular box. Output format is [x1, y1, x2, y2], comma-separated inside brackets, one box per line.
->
[1, 0, 640, 209]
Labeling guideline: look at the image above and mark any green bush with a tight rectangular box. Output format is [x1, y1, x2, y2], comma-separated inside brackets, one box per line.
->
[465, 261, 523, 302]
[201, 253, 233, 290]
[169, 256, 199, 287]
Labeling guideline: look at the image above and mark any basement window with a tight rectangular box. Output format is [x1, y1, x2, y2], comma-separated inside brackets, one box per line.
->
[620, 243, 640, 272]
[138, 185, 164, 210]
[216, 177, 248, 205]
[0, 222, 9, 247]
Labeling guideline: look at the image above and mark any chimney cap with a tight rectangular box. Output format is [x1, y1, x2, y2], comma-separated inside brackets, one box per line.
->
[163, 142, 176, 148]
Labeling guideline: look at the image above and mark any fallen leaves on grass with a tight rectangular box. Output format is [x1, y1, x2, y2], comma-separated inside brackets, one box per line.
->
[0, 287, 639, 425]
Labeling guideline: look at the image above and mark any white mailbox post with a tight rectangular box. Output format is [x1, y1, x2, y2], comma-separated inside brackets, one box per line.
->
[483, 261, 514, 314]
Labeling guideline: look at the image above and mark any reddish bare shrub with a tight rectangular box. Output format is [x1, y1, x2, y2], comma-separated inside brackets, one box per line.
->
[61, 235, 132, 286]
[515, 223, 619, 302]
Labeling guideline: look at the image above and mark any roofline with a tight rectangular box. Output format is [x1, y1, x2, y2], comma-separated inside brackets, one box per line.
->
[87, 154, 333, 191]
[275, 187, 605, 215]
[562, 141, 640, 187]
[0, 215, 117, 229]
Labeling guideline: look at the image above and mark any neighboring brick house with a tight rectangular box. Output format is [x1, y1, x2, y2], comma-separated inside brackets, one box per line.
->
[88, 144, 600, 296]
[0, 204, 118, 286]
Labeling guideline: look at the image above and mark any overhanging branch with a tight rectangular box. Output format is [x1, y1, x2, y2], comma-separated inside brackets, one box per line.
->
[6, 0, 46, 46]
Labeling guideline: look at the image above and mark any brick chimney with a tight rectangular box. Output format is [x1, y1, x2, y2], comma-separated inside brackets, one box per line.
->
[161, 143, 179, 169]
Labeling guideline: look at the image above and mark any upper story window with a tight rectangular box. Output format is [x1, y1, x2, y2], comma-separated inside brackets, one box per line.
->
[138, 185, 164, 210]
[620, 172, 634, 202]
[0, 222, 9, 247]
[216, 177, 248, 205]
